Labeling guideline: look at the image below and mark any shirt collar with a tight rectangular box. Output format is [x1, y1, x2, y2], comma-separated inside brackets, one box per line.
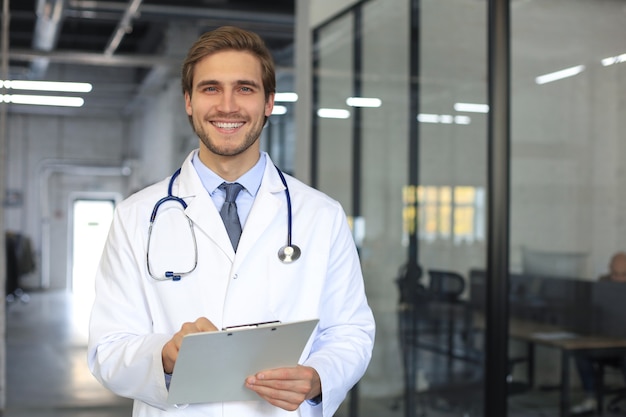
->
[191, 150, 266, 197]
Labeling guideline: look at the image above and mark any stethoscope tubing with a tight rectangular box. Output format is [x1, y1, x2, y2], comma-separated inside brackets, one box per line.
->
[147, 163, 300, 281]
[274, 166, 293, 247]
[150, 168, 186, 223]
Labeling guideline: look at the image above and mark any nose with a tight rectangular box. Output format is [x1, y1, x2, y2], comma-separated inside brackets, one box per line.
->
[217, 90, 238, 113]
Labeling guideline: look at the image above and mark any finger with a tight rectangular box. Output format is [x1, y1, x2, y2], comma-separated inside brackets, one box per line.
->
[245, 381, 305, 411]
[246, 371, 312, 399]
[247, 376, 298, 397]
[194, 317, 218, 332]
[161, 339, 179, 374]
[255, 366, 317, 385]
[253, 367, 299, 381]
[179, 321, 200, 335]
[259, 395, 302, 412]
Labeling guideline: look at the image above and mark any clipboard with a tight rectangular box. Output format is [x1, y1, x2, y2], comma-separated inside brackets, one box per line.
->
[167, 319, 319, 405]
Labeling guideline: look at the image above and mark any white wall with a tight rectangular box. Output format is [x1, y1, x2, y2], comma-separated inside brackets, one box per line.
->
[5, 113, 131, 289]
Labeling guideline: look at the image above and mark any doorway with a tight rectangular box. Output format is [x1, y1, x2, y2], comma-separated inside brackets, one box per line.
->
[69, 196, 117, 337]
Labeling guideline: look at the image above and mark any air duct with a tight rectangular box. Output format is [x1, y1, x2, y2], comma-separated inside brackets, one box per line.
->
[30, 0, 67, 78]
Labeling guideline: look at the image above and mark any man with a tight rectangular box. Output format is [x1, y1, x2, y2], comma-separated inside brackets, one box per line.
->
[88, 26, 375, 417]
[600, 252, 626, 282]
[571, 252, 626, 414]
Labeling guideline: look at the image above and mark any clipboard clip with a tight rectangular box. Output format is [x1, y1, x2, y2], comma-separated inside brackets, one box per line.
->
[222, 320, 281, 331]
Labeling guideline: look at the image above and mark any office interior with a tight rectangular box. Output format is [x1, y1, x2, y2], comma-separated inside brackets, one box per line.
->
[2, 0, 626, 416]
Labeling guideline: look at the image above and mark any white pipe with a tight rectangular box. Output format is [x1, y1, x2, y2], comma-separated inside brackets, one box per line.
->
[0, 0, 11, 409]
[104, 0, 144, 57]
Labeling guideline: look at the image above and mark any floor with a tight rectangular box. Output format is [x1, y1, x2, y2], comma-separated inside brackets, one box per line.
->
[5, 290, 626, 417]
[5, 290, 133, 416]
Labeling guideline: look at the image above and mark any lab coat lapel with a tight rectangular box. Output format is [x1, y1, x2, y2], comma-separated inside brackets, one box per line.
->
[233, 159, 285, 267]
[174, 153, 235, 259]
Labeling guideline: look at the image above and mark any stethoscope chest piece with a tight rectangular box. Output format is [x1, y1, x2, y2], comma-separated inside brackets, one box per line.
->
[278, 244, 301, 263]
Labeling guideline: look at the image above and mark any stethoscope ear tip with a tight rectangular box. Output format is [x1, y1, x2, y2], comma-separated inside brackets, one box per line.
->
[278, 245, 301, 264]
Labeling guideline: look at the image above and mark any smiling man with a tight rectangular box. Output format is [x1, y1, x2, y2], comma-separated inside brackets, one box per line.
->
[184, 48, 273, 180]
[88, 26, 375, 417]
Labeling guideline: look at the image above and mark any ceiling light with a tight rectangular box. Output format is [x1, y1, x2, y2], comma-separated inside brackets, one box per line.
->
[454, 115, 471, 125]
[440, 115, 454, 124]
[417, 113, 471, 125]
[317, 108, 350, 119]
[346, 97, 382, 108]
[454, 102, 489, 113]
[271, 105, 287, 115]
[274, 92, 298, 102]
[3, 94, 85, 107]
[417, 114, 439, 123]
[2, 80, 93, 93]
[535, 65, 585, 85]
[601, 53, 626, 67]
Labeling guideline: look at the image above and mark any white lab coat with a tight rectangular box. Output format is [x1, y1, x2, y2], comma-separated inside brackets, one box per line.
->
[88, 151, 375, 417]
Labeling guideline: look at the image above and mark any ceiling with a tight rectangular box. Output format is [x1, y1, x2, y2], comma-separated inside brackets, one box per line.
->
[4, 0, 295, 116]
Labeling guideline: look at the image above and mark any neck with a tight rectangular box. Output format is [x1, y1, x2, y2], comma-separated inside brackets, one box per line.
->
[198, 148, 261, 182]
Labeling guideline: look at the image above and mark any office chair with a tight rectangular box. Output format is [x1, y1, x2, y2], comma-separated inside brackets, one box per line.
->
[427, 269, 466, 302]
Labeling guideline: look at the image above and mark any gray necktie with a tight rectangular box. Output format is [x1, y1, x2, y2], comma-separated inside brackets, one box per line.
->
[219, 182, 244, 250]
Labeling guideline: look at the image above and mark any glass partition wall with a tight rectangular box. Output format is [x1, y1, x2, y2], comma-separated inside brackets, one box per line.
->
[509, 2, 626, 417]
[310, 0, 626, 416]
[313, 0, 487, 416]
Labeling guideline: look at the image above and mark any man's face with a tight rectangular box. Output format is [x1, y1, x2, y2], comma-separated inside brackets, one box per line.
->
[185, 50, 274, 161]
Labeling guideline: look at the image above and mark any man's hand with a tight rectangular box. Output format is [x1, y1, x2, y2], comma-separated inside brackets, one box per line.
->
[245, 365, 321, 411]
[161, 317, 218, 374]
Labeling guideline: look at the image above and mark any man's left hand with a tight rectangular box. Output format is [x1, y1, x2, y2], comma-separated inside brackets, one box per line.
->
[245, 365, 321, 411]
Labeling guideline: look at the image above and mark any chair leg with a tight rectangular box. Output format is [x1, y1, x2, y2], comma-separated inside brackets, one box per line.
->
[595, 366, 605, 415]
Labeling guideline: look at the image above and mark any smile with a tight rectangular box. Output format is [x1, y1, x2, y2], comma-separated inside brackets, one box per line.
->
[212, 121, 244, 130]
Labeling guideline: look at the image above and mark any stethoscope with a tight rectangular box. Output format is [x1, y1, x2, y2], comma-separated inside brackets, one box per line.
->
[146, 165, 301, 281]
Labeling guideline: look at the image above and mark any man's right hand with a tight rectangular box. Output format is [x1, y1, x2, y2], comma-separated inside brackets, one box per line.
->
[162, 317, 218, 374]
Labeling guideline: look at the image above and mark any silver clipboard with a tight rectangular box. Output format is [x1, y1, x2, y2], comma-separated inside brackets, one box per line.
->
[167, 319, 319, 405]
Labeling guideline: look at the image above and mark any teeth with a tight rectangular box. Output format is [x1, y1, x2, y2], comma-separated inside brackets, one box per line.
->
[214, 122, 243, 129]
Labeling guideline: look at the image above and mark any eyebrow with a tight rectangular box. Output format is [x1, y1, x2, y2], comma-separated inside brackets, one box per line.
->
[195, 79, 261, 89]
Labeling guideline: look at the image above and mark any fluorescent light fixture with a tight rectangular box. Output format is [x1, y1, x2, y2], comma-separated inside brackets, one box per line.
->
[417, 113, 440, 123]
[601, 53, 626, 67]
[454, 102, 489, 113]
[535, 65, 585, 85]
[440, 115, 454, 124]
[417, 113, 471, 125]
[2, 94, 85, 107]
[271, 105, 287, 115]
[274, 92, 298, 102]
[317, 108, 350, 119]
[454, 115, 471, 125]
[2, 79, 93, 93]
[346, 97, 382, 108]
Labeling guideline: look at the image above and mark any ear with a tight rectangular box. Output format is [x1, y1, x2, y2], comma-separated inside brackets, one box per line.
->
[184, 92, 192, 116]
[265, 92, 275, 117]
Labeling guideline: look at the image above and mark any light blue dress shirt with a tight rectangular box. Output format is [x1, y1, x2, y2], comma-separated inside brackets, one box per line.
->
[191, 151, 265, 228]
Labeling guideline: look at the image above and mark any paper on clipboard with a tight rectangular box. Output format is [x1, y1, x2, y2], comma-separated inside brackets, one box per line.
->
[167, 319, 319, 405]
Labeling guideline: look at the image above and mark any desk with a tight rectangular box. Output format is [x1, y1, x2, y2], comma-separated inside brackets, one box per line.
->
[477, 315, 626, 417]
